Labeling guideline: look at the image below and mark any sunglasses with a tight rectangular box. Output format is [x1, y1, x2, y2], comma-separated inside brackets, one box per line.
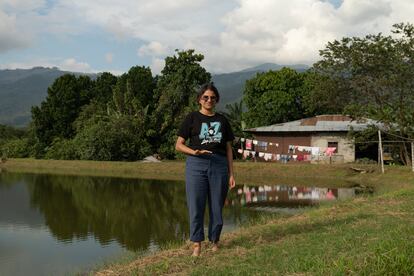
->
[201, 95, 217, 102]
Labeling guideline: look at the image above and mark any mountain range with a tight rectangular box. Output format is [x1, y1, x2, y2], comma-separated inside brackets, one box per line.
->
[0, 63, 308, 127]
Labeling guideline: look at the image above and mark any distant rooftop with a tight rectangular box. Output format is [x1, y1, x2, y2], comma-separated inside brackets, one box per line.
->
[244, 115, 379, 133]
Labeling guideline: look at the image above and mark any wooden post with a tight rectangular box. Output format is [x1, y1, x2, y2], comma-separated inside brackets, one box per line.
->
[378, 130, 384, 174]
[411, 142, 414, 173]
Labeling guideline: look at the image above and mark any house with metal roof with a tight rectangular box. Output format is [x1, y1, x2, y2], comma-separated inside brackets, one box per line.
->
[243, 115, 378, 163]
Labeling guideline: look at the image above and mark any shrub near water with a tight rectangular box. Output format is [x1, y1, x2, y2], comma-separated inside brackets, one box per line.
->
[73, 116, 151, 161]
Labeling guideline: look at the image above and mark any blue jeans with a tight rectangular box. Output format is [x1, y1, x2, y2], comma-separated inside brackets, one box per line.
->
[185, 154, 229, 242]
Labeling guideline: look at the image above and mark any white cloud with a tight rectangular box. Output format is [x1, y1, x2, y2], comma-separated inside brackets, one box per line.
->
[105, 52, 113, 63]
[204, 0, 414, 72]
[0, 0, 46, 11]
[150, 58, 165, 75]
[60, 58, 92, 72]
[138, 41, 169, 57]
[0, 9, 31, 52]
[2, 0, 414, 73]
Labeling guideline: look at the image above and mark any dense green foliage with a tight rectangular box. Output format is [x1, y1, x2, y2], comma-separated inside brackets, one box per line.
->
[1, 50, 209, 161]
[311, 23, 414, 164]
[242, 68, 314, 128]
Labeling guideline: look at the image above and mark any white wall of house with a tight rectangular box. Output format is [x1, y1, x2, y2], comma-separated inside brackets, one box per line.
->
[311, 132, 355, 163]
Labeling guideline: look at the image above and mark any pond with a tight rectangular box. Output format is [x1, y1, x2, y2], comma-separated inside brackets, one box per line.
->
[0, 172, 357, 275]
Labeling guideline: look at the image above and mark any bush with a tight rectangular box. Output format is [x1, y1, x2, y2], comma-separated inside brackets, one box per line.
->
[355, 158, 377, 164]
[44, 138, 78, 160]
[1, 138, 30, 158]
[73, 116, 151, 161]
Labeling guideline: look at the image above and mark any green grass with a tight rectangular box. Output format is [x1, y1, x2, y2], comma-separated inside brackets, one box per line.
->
[117, 188, 413, 276]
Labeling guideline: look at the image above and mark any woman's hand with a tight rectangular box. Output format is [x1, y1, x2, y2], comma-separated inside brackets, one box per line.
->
[193, 149, 212, 155]
[229, 175, 236, 189]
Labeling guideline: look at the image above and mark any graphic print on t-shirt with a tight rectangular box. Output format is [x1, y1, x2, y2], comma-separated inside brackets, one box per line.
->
[199, 122, 222, 145]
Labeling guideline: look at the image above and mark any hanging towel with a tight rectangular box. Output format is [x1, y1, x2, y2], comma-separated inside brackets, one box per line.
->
[259, 152, 265, 157]
[246, 139, 252, 150]
[253, 140, 258, 145]
[325, 147, 336, 156]
[311, 147, 320, 155]
[264, 153, 272, 161]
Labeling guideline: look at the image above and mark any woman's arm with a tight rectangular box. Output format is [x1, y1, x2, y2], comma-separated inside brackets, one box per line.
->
[175, 136, 211, 155]
[226, 141, 236, 189]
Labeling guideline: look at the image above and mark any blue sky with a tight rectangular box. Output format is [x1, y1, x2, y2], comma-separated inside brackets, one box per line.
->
[0, 0, 412, 75]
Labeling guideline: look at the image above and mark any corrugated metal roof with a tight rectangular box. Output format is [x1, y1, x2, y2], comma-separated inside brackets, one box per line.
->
[245, 115, 380, 133]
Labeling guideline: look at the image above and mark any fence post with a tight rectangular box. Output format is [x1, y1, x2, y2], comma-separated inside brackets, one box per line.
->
[411, 142, 414, 173]
[378, 130, 384, 174]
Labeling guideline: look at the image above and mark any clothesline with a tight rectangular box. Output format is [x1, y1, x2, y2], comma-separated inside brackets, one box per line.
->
[238, 138, 337, 162]
[380, 130, 414, 142]
[355, 140, 414, 144]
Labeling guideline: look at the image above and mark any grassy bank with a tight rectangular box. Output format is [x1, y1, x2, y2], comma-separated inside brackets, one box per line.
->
[2, 158, 410, 190]
[96, 186, 414, 275]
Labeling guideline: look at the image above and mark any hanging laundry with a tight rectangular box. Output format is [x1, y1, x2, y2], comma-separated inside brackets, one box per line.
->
[246, 139, 252, 150]
[240, 138, 245, 142]
[311, 147, 320, 155]
[269, 142, 273, 146]
[253, 140, 258, 145]
[297, 155, 304, 161]
[325, 147, 336, 156]
[237, 149, 243, 154]
[262, 141, 268, 151]
[292, 155, 298, 161]
[276, 154, 281, 161]
[264, 153, 272, 161]
[259, 152, 265, 157]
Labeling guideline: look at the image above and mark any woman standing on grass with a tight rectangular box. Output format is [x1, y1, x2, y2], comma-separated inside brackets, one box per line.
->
[175, 82, 236, 257]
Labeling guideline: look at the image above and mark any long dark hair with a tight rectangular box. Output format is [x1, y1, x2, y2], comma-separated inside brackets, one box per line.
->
[197, 82, 220, 103]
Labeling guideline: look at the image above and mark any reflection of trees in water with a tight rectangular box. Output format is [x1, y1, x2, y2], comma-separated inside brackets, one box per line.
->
[24, 174, 188, 251]
[0, 172, 25, 189]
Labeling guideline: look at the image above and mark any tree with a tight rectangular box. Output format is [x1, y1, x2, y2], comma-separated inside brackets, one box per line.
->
[243, 67, 309, 128]
[223, 101, 245, 138]
[150, 49, 211, 158]
[312, 23, 414, 165]
[111, 66, 155, 117]
[92, 72, 118, 106]
[31, 74, 94, 156]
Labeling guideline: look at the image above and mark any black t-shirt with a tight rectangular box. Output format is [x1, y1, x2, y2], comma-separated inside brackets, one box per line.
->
[178, 111, 235, 156]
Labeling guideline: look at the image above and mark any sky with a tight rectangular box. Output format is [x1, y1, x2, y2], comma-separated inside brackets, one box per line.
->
[0, 0, 413, 75]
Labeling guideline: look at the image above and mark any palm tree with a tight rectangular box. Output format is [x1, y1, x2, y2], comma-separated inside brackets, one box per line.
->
[223, 100, 245, 138]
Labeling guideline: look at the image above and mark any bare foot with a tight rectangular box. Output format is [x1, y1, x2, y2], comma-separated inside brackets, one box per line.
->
[192, 242, 201, 257]
[211, 242, 219, 252]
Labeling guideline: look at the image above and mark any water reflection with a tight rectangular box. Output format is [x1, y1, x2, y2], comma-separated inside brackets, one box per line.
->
[0, 172, 356, 276]
[230, 185, 355, 209]
[12, 174, 189, 251]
